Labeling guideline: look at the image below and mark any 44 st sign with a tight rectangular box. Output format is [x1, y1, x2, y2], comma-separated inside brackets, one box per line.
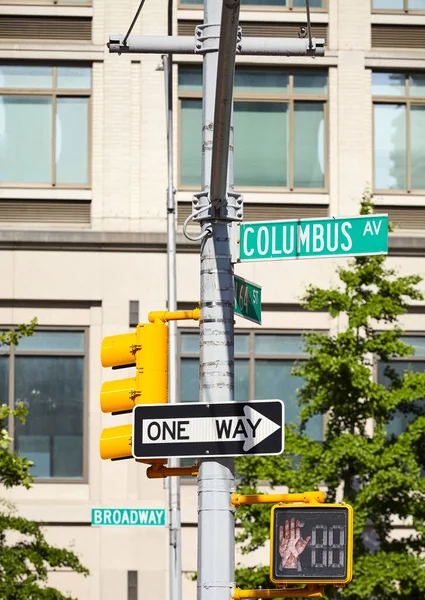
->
[234, 275, 262, 325]
[132, 400, 284, 459]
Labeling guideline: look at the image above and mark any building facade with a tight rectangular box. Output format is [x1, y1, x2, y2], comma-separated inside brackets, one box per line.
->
[0, 0, 425, 598]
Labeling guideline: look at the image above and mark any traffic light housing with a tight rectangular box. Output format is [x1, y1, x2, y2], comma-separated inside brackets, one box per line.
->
[270, 503, 353, 585]
[100, 321, 168, 460]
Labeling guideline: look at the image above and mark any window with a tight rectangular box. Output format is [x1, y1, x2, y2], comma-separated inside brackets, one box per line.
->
[373, 72, 425, 192]
[377, 336, 425, 436]
[179, 67, 327, 191]
[0, 329, 86, 480]
[179, 330, 323, 440]
[0, 65, 91, 186]
[180, 0, 325, 9]
[372, 0, 425, 12]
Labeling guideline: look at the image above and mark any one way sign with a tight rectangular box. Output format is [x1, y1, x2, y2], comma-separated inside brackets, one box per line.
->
[132, 400, 284, 459]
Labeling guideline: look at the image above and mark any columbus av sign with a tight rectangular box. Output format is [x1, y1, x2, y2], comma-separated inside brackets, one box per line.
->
[238, 214, 388, 262]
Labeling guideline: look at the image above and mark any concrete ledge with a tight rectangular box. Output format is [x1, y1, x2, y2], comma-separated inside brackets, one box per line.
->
[389, 235, 425, 256]
[0, 230, 423, 256]
[0, 43, 104, 62]
[0, 229, 200, 253]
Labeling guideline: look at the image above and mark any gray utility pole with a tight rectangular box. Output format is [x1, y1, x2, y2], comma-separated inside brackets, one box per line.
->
[163, 53, 182, 600]
[108, 4, 324, 600]
[196, 4, 240, 600]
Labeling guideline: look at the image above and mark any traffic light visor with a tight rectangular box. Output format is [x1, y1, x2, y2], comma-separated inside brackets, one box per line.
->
[100, 424, 133, 460]
[100, 378, 136, 414]
[101, 332, 137, 368]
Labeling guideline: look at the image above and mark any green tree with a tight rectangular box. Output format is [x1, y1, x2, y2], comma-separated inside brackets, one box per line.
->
[235, 195, 425, 599]
[0, 320, 89, 599]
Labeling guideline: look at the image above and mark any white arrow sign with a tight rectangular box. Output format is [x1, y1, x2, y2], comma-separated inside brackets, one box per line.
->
[141, 405, 281, 451]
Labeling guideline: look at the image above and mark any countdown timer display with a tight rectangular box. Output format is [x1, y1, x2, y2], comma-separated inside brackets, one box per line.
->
[270, 503, 353, 585]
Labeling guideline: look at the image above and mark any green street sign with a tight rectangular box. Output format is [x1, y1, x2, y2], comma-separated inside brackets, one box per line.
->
[91, 508, 166, 526]
[238, 214, 388, 262]
[234, 275, 262, 325]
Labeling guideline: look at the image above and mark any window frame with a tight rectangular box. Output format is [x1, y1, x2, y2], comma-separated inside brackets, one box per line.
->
[178, 67, 329, 193]
[374, 332, 425, 436]
[0, 63, 92, 190]
[372, 71, 425, 195]
[0, 325, 89, 483]
[371, 0, 425, 14]
[178, 0, 327, 12]
[374, 333, 425, 368]
[177, 327, 326, 429]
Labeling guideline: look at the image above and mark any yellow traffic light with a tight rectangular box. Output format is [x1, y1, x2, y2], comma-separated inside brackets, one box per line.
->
[100, 321, 168, 460]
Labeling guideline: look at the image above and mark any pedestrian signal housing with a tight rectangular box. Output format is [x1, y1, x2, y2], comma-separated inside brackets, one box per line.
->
[270, 503, 353, 585]
[100, 322, 168, 460]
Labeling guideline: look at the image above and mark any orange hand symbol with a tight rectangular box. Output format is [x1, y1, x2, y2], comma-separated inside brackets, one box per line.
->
[279, 519, 311, 571]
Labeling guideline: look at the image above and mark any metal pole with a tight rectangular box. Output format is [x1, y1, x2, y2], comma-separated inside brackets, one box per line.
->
[163, 52, 182, 600]
[108, 34, 325, 56]
[106, 9, 325, 600]
[210, 0, 241, 204]
[197, 2, 239, 600]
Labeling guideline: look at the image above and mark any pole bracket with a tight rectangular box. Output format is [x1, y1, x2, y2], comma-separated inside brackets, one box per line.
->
[231, 491, 326, 507]
[146, 463, 199, 479]
[148, 307, 200, 323]
[192, 190, 243, 222]
[195, 23, 242, 54]
[232, 586, 325, 599]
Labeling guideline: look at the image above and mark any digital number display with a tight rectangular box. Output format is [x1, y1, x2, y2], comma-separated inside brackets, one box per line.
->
[270, 505, 353, 584]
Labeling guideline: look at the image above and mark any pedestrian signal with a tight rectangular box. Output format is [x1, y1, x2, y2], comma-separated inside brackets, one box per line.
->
[270, 503, 353, 585]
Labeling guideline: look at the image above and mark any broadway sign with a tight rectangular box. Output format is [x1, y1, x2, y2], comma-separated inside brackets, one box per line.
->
[132, 400, 284, 459]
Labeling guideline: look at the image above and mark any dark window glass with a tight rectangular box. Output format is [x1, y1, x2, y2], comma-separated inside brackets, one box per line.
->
[180, 357, 200, 402]
[373, 72, 425, 192]
[0, 65, 90, 186]
[255, 359, 322, 440]
[378, 360, 425, 436]
[179, 67, 327, 189]
[0, 355, 9, 405]
[179, 332, 323, 440]
[15, 355, 84, 478]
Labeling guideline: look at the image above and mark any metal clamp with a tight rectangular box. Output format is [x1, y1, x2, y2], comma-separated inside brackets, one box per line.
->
[192, 189, 243, 222]
[195, 24, 242, 54]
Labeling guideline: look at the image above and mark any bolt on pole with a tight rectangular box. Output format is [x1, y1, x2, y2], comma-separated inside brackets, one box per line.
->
[197, 3, 241, 600]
